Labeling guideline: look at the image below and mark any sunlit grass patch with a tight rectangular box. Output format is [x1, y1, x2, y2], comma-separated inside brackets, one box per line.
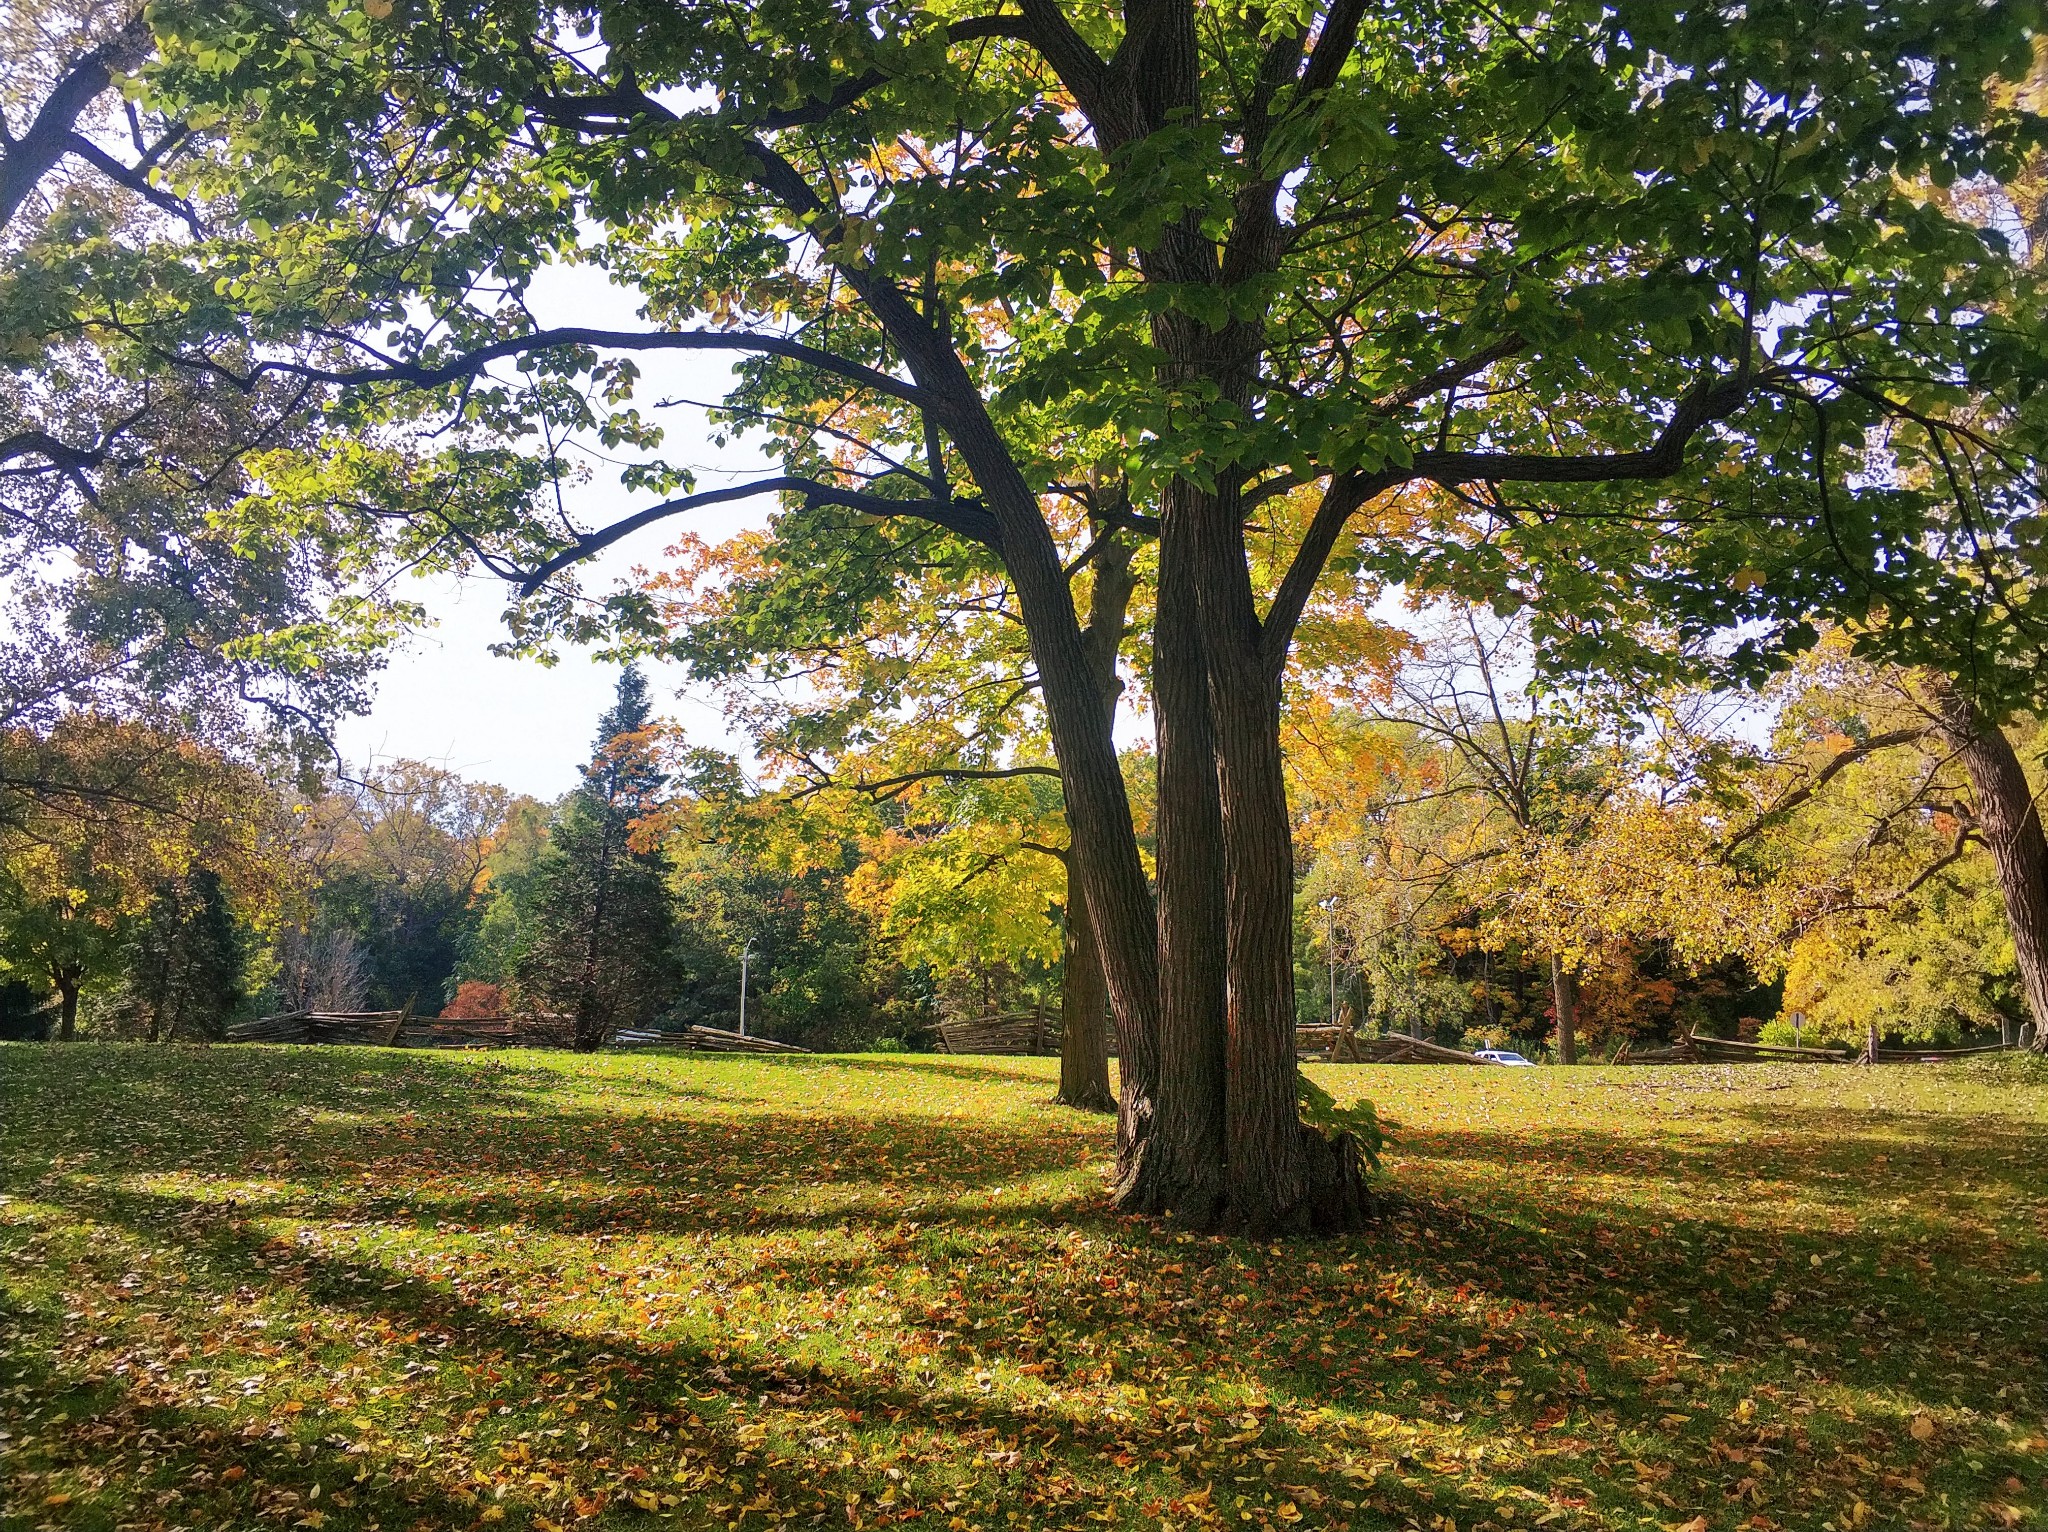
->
[3, 1045, 2045, 1532]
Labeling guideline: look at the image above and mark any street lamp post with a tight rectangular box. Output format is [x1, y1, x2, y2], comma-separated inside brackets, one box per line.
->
[738, 940, 754, 1038]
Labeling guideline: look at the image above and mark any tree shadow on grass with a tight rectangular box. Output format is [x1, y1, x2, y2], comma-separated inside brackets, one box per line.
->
[11, 1048, 2048, 1532]
[31, 1173, 1618, 1532]
[0, 1340, 517, 1532]
[1392, 1099, 2044, 1207]
[1373, 1114, 2048, 1408]
[151, 1099, 1111, 1240]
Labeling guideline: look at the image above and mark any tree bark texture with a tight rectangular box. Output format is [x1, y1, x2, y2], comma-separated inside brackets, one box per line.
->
[1115, 497, 1228, 1221]
[1184, 477, 1366, 1233]
[57, 977, 78, 1041]
[1056, 875, 1117, 1111]
[1550, 955, 1578, 1065]
[1057, 527, 1138, 1113]
[936, 408, 1163, 1135]
[1926, 675, 2048, 1040]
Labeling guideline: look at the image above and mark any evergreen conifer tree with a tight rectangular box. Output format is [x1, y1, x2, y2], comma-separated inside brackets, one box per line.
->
[123, 869, 243, 1041]
[513, 668, 679, 1049]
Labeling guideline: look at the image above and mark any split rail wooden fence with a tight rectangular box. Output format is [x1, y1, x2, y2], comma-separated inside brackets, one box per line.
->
[225, 1012, 806, 1053]
[1614, 1030, 2019, 1065]
[935, 1011, 1059, 1056]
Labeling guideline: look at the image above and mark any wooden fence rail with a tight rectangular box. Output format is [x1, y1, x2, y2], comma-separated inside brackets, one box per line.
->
[1295, 1028, 1495, 1064]
[612, 1026, 809, 1054]
[936, 1011, 1058, 1056]
[224, 1011, 802, 1053]
[1612, 1031, 2019, 1065]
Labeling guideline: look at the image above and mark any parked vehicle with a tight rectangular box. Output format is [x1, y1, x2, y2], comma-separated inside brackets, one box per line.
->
[1472, 1048, 1537, 1066]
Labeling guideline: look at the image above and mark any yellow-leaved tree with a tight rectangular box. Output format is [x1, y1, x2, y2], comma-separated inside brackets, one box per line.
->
[0, 713, 290, 1038]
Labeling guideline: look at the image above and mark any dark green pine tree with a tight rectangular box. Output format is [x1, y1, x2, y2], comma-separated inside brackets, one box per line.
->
[514, 667, 679, 1049]
[123, 868, 243, 1041]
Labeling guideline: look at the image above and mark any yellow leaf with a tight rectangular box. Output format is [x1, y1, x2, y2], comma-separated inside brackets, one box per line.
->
[1910, 1414, 1937, 1442]
[480, 1509, 505, 1524]
[630, 1491, 661, 1513]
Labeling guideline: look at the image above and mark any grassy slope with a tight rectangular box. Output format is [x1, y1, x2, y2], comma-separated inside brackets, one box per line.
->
[2, 1047, 2044, 1532]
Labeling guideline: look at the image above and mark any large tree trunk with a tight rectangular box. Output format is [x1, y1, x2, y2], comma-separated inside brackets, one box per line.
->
[1056, 875, 1116, 1111]
[1058, 523, 1138, 1114]
[56, 976, 79, 1041]
[937, 410, 1163, 1135]
[1550, 955, 1578, 1065]
[1926, 676, 2048, 1038]
[824, 47, 1354, 1228]
[1114, 496, 1228, 1221]
[1187, 481, 1367, 1234]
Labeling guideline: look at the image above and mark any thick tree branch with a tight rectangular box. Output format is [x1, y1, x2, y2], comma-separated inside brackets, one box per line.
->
[200, 325, 940, 410]
[1408, 372, 1748, 487]
[513, 476, 1000, 595]
[1013, 0, 1113, 123]
[1376, 335, 1526, 412]
[0, 11, 153, 233]
[1298, 0, 1370, 97]
[1259, 468, 1404, 678]
[0, 429, 106, 473]
[61, 133, 201, 234]
[1721, 726, 1935, 852]
[1261, 370, 1752, 678]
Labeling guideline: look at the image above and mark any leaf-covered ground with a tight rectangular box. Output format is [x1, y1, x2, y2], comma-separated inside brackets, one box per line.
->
[3, 1047, 2044, 1532]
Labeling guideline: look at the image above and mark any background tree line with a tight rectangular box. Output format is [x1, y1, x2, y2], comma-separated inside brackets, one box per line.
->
[0, 670, 934, 1049]
[6, 0, 2048, 1234]
[7, 613, 2037, 1060]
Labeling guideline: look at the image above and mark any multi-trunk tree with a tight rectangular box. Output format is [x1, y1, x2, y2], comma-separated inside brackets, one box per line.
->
[69, 0, 2048, 1228]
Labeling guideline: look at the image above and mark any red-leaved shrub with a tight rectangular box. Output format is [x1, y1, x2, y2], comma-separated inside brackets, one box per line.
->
[443, 980, 509, 1020]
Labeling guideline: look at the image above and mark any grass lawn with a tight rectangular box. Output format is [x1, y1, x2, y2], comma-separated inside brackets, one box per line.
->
[3, 1048, 2045, 1532]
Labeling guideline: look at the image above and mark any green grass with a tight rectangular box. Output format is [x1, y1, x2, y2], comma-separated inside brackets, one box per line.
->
[3, 1047, 2045, 1532]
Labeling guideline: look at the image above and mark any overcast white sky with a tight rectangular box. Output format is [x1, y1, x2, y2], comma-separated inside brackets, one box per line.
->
[331, 263, 781, 801]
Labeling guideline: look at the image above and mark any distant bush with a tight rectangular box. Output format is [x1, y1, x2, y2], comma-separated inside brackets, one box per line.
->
[444, 980, 509, 1019]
